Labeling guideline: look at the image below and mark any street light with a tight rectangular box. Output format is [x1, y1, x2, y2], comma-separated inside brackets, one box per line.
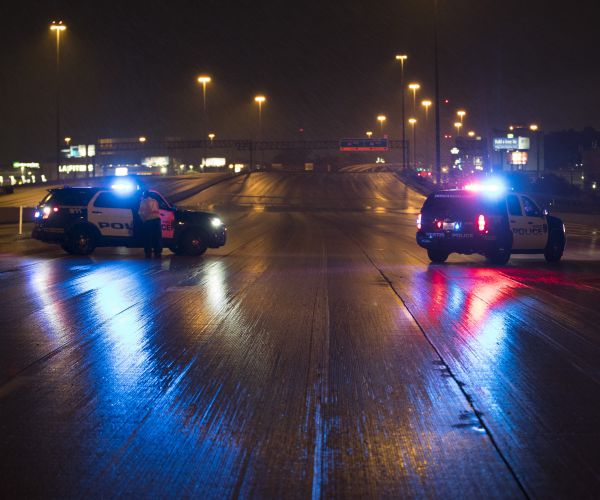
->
[377, 115, 386, 136]
[197, 75, 211, 112]
[139, 136, 147, 143]
[530, 124, 541, 179]
[254, 95, 266, 167]
[457, 110, 466, 123]
[421, 100, 432, 121]
[366, 131, 373, 139]
[64, 137, 71, 146]
[421, 100, 432, 169]
[409, 118, 417, 169]
[395, 54, 408, 169]
[454, 122, 463, 136]
[467, 131, 476, 138]
[408, 83, 420, 114]
[197, 75, 211, 164]
[50, 21, 66, 180]
[208, 133, 215, 144]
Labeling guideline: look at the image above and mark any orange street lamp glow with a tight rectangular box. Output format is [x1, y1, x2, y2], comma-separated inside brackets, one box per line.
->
[377, 115, 386, 135]
[457, 110, 466, 122]
[530, 124, 539, 131]
[421, 100, 432, 120]
[454, 122, 463, 135]
[64, 137, 71, 145]
[408, 83, 420, 112]
[50, 21, 66, 32]
[254, 95, 266, 104]
[139, 136, 147, 143]
[467, 131, 476, 137]
[366, 131, 373, 138]
[208, 133, 215, 141]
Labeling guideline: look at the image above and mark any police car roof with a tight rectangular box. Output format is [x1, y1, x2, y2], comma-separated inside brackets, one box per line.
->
[49, 186, 102, 192]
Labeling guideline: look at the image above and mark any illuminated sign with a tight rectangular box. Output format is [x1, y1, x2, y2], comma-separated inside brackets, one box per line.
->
[13, 162, 40, 169]
[494, 137, 530, 151]
[509, 151, 528, 165]
[493, 137, 518, 150]
[204, 157, 226, 167]
[339, 138, 388, 151]
[142, 156, 169, 167]
[69, 145, 96, 158]
[59, 164, 94, 173]
[517, 137, 530, 150]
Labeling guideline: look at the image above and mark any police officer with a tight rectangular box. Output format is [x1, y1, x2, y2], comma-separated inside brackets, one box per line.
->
[138, 190, 162, 258]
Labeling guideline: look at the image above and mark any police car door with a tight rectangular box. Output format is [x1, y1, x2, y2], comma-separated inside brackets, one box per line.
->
[507, 193, 546, 250]
[519, 195, 548, 249]
[149, 192, 175, 241]
[88, 191, 135, 239]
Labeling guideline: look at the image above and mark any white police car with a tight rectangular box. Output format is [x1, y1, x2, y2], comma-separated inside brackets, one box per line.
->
[416, 182, 566, 264]
[31, 181, 227, 256]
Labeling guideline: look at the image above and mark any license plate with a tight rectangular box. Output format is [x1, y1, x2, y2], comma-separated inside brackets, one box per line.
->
[443, 222, 455, 230]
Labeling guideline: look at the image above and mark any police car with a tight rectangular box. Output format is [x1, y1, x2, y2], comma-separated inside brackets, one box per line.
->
[416, 182, 566, 265]
[31, 181, 227, 256]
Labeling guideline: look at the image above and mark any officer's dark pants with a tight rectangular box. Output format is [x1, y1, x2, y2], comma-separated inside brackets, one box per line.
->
[142, 218, 162, 256]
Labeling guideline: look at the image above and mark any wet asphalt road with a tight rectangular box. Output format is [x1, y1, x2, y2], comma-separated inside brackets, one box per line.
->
[1, 172, 599, 498]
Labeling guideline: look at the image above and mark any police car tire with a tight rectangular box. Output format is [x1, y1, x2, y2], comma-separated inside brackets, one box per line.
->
[544, 231, 564, 263]
[487, 248, 511, 265]
[65, 226, 97, 255]
[181, 229, 208, 256]
[427, 248, 448, 263]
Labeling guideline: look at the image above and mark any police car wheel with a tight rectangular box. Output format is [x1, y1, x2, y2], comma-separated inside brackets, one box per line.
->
[168, 246, 184, 256]
[486, 248, 511, 265]
[181, 230, 208, 256]
[427, 248, 448, 263]
[66, 226, 96, 255]
[544, 231, 564, 263]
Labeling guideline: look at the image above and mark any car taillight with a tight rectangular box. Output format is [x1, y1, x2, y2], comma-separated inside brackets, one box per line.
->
[436, 220, 443, 230]
[477, 214, 487, 232]
[41, 205, 59, 219]
[417, 213, 422, 230]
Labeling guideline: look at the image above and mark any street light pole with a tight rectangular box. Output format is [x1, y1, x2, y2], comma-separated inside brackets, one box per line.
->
[254, 95, 266, 168]
[409, 118, 417, 169]
[50, 21, 66, 181]
[197, 75, 211, 167]
[395, 54, 408, 169]
[530, 124, 541, 180]
[433, 0, 442, 185]
[422, 100, 432, 168]
[377, 115, 386, 137]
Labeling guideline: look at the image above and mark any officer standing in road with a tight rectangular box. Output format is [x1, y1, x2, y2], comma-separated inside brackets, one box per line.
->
[138, 190, 162, 258]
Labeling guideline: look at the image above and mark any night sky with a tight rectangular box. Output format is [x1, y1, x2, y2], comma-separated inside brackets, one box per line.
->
[1, 0, 599, 164]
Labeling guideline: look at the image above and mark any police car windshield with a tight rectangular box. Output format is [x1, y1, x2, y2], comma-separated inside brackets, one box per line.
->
[40, 188, 97, 206]
[422, 192, 506, 217]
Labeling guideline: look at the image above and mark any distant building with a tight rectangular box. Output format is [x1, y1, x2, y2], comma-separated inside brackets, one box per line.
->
[451, 135, 488, 175]
[491, 126, 544, 177]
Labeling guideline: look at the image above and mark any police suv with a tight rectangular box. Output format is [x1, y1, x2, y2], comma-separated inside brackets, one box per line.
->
[31, 183, 227, 256]
[416, 183, 566, 265]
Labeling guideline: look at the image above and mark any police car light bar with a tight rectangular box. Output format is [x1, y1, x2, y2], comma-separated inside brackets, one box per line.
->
[110, 180, 138, 194]
[463, 179, 506, 195]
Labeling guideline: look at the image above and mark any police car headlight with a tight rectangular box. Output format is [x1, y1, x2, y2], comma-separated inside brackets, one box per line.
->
[210, 217, 223, 228]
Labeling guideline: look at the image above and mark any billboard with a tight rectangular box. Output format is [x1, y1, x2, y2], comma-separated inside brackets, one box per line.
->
[493, 137, 518, 150]
[339, 138, 388, 151]
[494, 137, 530, 151]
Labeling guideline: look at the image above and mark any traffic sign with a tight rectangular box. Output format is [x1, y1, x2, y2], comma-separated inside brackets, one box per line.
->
[339, 138, 389, 151]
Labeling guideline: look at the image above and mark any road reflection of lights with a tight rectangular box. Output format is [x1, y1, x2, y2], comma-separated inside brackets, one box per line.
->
[90, 272, 150, 381]
[206, 261, 228, 313]
[28, 261, 67, 338]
